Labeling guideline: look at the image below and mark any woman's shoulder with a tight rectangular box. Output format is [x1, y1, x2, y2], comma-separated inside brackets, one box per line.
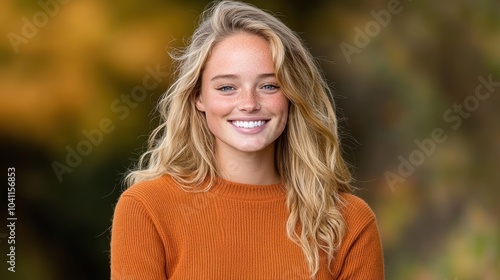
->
[122, 174, 174, 194]
[118, 175, 189, 208]
[339, 192, 378, 231]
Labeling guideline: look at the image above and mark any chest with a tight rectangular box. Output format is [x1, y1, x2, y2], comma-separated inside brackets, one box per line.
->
[160, 199, 329, 279]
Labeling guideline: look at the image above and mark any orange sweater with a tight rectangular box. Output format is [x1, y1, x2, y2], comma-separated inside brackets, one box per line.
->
[110, 176, 384, 279]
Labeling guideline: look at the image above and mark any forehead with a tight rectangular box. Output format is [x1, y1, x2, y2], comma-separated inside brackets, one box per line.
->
[203, 33, 275, 74]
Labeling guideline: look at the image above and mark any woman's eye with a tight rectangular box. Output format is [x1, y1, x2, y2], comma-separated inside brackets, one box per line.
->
[262, 84, 280, 91]
[217, 85, 235, 92]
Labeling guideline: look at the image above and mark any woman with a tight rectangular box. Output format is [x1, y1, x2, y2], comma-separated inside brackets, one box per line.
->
[110, 1, 384, 279]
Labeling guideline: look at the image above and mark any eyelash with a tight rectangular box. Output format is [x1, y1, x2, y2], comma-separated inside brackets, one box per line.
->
[216, 85, 235, 92]
[262, 83, 279, 90]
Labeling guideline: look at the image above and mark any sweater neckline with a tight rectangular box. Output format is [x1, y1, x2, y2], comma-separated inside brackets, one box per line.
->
[208, 177, 286, 201]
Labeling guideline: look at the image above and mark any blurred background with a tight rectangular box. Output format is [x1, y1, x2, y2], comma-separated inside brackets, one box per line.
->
[0, 0, 499, 279]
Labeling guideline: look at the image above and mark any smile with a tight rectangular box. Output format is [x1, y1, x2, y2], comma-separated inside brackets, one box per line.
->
[231, 120, 267, 128]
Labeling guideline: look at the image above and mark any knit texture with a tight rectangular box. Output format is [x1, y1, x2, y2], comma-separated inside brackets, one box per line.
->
[110, 175, 384, 279]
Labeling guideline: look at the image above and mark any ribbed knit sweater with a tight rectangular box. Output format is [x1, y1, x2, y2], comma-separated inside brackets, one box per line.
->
[110, 175, 384, 279]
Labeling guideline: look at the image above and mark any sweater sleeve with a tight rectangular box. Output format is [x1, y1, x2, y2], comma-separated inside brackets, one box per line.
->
[334, 195, 385, 280]
[110, 194, 167, 280]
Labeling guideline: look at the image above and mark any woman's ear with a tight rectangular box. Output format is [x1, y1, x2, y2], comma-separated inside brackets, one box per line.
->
[195, 96, 206, 112]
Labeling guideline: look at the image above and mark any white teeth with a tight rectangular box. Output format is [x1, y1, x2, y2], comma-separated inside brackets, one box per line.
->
[232, 120, 266, 128]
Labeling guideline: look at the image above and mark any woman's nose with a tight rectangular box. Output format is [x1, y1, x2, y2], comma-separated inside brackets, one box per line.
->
[237, 88, 260, 112]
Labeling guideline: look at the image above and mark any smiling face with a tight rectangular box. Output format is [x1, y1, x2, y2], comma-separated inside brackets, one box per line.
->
[196, 32, 289, 159]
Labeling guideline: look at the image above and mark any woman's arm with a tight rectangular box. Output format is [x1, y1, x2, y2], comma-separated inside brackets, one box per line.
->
[339, 216, 384, 279]
[333, 195, 385, 279]
[110, 195, 167, 280]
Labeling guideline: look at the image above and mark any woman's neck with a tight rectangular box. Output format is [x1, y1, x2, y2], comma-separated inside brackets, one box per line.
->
[215, 145, 280, 185]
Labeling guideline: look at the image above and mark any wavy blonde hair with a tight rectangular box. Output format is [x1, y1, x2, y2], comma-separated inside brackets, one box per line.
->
[125, 0, 353, 277]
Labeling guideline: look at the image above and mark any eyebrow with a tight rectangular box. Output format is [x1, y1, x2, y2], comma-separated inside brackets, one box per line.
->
[210, 73, 276, 81]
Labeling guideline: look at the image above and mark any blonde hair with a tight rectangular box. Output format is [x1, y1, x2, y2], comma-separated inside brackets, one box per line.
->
[126, 1, 353, 277]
